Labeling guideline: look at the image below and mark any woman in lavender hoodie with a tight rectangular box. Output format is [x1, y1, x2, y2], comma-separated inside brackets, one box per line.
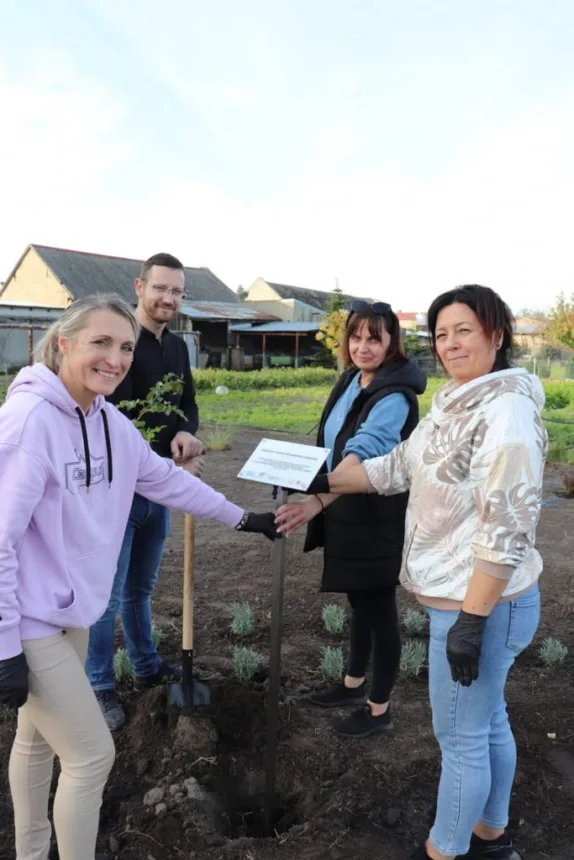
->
[0, 294, 277, 860]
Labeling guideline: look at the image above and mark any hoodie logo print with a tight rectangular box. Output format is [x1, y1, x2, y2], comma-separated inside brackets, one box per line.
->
[65, 451, 105, 492]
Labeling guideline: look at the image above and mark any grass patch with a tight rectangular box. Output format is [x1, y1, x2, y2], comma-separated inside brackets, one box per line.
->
[203, 424, 235, 451]
[197, 377, 574, 462]
[229, 602, 254, 637]
[400, 640, 428, 677]
[320, 645, 344, 680]
[232, 646, 263, 682]
[322, 603, 347, 635]
[538, 637, 569, 667]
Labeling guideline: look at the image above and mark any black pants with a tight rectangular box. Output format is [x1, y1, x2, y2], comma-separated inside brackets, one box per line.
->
[346, 587, 401, 705]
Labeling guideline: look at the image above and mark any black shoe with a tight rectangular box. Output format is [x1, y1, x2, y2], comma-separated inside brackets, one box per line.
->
[95, 689, 125, 731]
[464, 832, 521, 859]
[134, 660, 182, 690]
[306, 681, 367, 708]
[334, 703, 393, 738]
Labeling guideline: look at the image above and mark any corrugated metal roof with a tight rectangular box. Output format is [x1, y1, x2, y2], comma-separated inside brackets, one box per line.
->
[0, 303, 62, 324]
[230, 321, 320, 334]
[179, 301, 278, 322]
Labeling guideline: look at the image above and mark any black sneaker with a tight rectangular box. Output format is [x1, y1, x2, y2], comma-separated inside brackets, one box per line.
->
[133, 659, 182, 690]
[334, 703, 393, 738]
[465, 832, 521, 859]
[306, 681, 367, 708]
[95, 689, 125, 731]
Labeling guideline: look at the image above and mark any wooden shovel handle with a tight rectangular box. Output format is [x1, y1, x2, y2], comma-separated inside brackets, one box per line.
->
[182, 513, 195, 651]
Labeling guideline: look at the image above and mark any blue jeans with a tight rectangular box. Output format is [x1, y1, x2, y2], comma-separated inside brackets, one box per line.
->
[87, 494, 170, 691]
[426, 583, 540, 857]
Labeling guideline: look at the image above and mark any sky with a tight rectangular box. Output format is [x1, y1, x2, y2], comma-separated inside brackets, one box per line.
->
[1, 0, 573, 313]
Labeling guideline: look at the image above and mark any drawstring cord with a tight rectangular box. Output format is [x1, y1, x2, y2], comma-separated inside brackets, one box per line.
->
[74, 407, 113, 489]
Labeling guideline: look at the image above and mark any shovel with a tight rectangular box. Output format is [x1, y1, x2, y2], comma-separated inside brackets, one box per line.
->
[167, 513, 211, 712]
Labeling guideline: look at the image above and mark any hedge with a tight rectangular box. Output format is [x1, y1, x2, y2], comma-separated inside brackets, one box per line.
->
[193, 367, 338, 391]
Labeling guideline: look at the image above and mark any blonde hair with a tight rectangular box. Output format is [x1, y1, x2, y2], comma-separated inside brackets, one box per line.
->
[35, 294, 139, 372]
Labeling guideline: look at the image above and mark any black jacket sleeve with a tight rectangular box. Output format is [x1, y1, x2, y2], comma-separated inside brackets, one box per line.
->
[176, 344, 199, 435]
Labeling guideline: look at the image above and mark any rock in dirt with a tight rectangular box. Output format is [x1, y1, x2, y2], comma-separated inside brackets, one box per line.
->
[155, 802, 168, 817]
[135, 758, 149, 777]
[143, 787, 165, 806]
[183, 777, 205, 801]
[173, 715, 217, 755]
[108, 835, 120, 853]
[384, 807, 400, 826]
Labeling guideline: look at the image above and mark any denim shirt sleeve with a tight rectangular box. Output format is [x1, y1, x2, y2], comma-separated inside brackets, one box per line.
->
[342, 392, 409, 462]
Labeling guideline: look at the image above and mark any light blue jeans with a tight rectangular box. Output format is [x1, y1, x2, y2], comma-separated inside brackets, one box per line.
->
[426, 582, 540, 857]
[87, 493, 170, 691]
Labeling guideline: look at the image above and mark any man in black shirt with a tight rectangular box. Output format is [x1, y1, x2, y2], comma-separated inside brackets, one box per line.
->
[87, 253, 205, 730]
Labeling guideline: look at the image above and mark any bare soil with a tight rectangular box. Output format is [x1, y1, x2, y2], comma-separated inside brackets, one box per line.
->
[1, 430, 573, 860]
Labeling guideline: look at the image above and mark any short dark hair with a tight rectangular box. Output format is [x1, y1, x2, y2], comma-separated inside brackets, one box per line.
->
[140, 252, 184, 281]
[427, 284, 515, 372]
[340, 306, 406, 367]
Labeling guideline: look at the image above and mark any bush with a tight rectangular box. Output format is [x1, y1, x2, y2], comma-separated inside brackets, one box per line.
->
[202, 424, 235, 451]
[538, 362, 551, 379]
[400, 640, 427, 677]
[545, 391, 570, 410]
[321, 646, 344, 680]
[403, 608, 427, 636]
[194, 367, 338, 392]
[566, 361, 574, 380]
[322, 603, 347, 635]
[538, 637, 569, 667]
[232, 646, 262, 681]
[113, 648, 134, 683]
[229, 602, 254, 637]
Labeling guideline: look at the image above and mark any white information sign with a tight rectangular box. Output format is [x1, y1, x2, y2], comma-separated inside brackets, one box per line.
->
[238, 438, 330, 492]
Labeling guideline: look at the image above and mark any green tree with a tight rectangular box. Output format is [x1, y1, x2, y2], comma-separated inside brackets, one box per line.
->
[237, 285, 248, 301]
[545, 293, 574, 351]
[327, 280, 346, 313]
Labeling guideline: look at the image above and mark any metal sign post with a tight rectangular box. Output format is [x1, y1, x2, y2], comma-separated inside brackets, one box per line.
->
[263, 487, 287, 833]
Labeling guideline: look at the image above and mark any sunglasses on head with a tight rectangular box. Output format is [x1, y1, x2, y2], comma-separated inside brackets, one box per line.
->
[348, 300, 392, 315]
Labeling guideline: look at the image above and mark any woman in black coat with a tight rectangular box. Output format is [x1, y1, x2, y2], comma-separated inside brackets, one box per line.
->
[289, 302, 426, 737]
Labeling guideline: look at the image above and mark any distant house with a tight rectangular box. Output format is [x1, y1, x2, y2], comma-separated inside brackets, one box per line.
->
[0, 244, 237, 308]
[0, 244, 243, 368]
[244, 277, 374, 323]
[513, 317, 547, 355]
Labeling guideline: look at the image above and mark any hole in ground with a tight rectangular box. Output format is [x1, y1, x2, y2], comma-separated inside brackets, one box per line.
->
[222, 791, 301, 839]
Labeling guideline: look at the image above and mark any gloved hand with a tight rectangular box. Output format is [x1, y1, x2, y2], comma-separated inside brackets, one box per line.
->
[304, 473, 330, 495]
[446, 611, 487, 686]
[0, 652, 29, 709]
[235, 512, 282, 541]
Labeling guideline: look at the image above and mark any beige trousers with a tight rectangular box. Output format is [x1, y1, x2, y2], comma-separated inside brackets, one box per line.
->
[9, 630, 115, 860]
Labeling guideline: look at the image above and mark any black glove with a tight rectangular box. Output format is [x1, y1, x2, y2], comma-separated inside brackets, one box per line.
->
[235, 512, 282, 541]
[304, 473, 330, 495]
[0, 652, 29, 709]
[446, 611, 487, 687]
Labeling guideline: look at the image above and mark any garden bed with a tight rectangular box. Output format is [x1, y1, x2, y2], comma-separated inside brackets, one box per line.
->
[0, 430, 573, 859]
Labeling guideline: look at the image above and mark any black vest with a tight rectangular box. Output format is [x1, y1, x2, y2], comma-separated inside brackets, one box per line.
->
[304, 359, 425, 593]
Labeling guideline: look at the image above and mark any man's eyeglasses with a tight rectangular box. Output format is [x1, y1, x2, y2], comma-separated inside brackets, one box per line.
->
[348, 300, 392, 315]
[148, 284, 186, 299]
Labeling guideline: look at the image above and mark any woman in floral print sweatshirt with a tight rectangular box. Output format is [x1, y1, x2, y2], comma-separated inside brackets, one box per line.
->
[276, 285, 546, 860]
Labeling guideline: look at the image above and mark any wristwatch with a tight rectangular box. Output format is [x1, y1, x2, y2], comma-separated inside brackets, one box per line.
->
[234, 512, 249, 531]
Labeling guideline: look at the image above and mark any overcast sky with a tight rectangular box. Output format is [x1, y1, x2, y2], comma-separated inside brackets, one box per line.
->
[1, 0, 573, 312]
